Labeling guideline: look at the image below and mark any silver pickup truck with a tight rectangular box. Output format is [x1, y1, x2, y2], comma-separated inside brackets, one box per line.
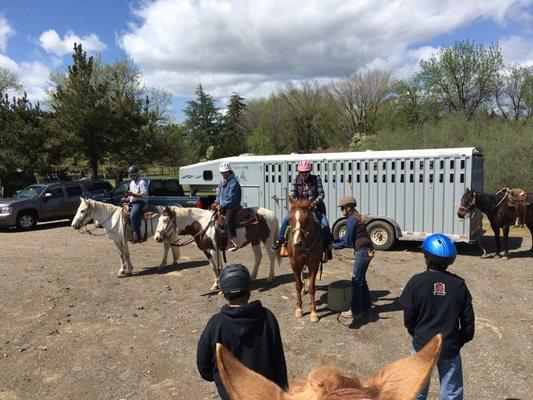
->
[0, 180, 113, 230]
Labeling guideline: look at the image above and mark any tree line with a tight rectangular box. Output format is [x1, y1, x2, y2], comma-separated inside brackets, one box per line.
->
[0, 41, 531, 197]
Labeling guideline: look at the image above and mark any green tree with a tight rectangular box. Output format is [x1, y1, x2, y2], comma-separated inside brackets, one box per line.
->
[494, 65, 532, 122]
[418, 41, 503, 119]
[215, 93, 247, 157]
[184, 84, 221, 160]
[0, 67, 22, 94]
[50, 43, 110, 179]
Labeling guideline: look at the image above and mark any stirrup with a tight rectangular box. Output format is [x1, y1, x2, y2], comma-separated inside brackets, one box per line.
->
[272, 240, 284, 251]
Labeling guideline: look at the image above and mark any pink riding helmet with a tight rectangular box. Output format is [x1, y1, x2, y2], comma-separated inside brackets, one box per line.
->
[297, 160, 312, 172]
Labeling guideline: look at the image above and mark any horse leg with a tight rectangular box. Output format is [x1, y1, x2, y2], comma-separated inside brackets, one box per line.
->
[528, 223, 533, 252]
[491, 222, 501, 258]
[263, 241, 276, 283]
[170, 242, 180, 265]
[115, 240, 132, 277]
[207, 249, 221, 291]
[160, 242, 170, 268]
[123, 241, 133, 275]
[291, 259, 303, 318]
[502, 225, 510, 259]
[308, 263, 319, 322]
[251, 244, 262, 280]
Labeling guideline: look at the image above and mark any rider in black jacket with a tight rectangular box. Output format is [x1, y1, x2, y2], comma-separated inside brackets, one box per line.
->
[400, 233, 475, 400]
[196, 264, 288, 400]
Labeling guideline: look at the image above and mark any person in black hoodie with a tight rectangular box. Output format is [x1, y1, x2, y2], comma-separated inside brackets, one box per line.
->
[400, 233, 475, 400]
[196, 264, 288, 399]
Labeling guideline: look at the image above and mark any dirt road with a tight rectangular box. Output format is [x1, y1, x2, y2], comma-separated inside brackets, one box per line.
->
[0, 222, 532, 399]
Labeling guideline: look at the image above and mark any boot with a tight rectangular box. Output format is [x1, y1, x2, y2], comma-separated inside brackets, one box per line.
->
[271, 240, 284, 251]
[228, 239, 238, 252]
[132, 232, 140, 244]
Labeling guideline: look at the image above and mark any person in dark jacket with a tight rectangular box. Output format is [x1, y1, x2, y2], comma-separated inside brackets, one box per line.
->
[400, 233, 475, 400]
[212, 161, 242, 251]
[196, 264, 288, 400]
[332, 196, 374, 319]
[271, 160, 332, 259]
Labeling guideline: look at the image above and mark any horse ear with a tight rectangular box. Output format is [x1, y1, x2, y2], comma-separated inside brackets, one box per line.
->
[215, 343, 285, 400]
[363, 334, 442, 400]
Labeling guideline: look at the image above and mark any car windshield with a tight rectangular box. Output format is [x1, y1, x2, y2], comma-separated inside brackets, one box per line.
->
[18, 185, 46, 198]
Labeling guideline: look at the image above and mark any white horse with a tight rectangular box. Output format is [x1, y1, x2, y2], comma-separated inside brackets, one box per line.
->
[154, 206, 281, 291]
[71, 198, 180, 277]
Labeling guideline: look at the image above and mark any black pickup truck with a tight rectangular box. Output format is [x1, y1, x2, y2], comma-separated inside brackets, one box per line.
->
[106, 178, 215, 210]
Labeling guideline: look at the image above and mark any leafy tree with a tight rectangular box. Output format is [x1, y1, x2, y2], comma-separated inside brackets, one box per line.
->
[329, 70, 393, 145]
[418, 41, 503, 119]
[390, 77, 441, 126]
[215, 93, 247, 157]
[50, 43, 111, 179]
[0, 67, 22, 94]
[494, 65, 532, 122]
[184, 84, 221, 160]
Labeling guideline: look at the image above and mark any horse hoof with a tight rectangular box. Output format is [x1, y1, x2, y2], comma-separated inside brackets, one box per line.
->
[117, 271, 132, 278]
[295, 308, 303, 318]
[310, 313, 319, 323]
[211, 283, 220, 291]
[502, 255, 510, 260]
[494, 254, 502, 259]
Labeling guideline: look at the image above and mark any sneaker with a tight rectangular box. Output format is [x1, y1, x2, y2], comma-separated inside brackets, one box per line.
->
[228, 241, 238, 252]
[271, 240, 284, 251]
[340, 310, 366, 319]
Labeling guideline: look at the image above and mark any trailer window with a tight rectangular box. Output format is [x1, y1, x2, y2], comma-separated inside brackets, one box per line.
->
[278, 175, 281, 183]
[265, 165, 269, 172]
[340, 164, 344, 171]
[356, 175, 360, 183]
[382, 161, 386, 169]
[419, 161, 424, 169]
[440, 160, 444, 169]
[440, 174, 444, 183]
[410, 161, 414, 169]
[203, 170, 213, 181]
[288, 175, 292, 183]
[400, 174, 404, 183]
[332, 175, 336, 183]
[460, 173, 464, 183]
[401, 161, 405, 170]
[356, 162, 360, 170]
[429, 161, 434, 169]
[324, 175, 328, 183]
[365, 162, 368, 170]
[278, 165, 281, 172]
[288, 164, 291, 172]
[410, 174, 414, 183]
[348, 175, 352, 183]
[391, 161, 395, 169]
[349, 163, 353, 171]
[317, 164, 320, 171]
[419, 174, 423, 183]
[340, 175, 344, 183]
[391, 174, 395, 183]
[265, 175, 268, 183]
[450, 160, 455, 169]
[372, 175, 377, 183]
[429, 174, 433, 183]
[450, 174, 454, 183]
[382, 175, 386, 183]
[374, 163, 377, 171]
[461, 160, 465, 169]
[365, 175, 368, 183]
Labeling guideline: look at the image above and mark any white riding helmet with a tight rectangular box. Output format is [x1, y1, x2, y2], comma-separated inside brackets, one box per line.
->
[219, 161, 231, 172]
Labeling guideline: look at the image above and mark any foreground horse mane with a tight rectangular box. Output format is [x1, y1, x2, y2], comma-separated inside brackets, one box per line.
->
[85, 198, 121, 213]
[216, 335, 442, 400]
[291, 199, 313, 210]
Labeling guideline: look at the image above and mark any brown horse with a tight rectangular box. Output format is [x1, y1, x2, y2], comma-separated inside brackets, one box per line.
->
[457, 188, 533, 257]
[287, 199, 323, 322]
[215, 334, 442, 400]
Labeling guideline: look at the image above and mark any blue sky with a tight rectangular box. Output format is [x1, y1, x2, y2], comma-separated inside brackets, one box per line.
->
[1, 0, 531, 121]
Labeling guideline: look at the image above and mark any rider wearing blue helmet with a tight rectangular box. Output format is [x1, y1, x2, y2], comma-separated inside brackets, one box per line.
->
[400, 233, 475, 400]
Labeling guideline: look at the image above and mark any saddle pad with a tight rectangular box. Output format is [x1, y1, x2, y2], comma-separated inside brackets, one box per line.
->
[216, 208, 259, 230]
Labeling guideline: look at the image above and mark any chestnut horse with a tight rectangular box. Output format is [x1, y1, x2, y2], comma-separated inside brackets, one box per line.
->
[287, 199, 324, 322]
[457, 188, 533, 258]
[215, 334, 443, 400]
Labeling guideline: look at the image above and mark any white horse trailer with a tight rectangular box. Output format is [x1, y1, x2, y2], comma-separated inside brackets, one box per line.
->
[179, 147, 484, 250]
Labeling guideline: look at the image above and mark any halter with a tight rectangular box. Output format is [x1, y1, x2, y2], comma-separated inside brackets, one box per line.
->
[458, 192, 476, 218]
[77, 201, 120, 236]
[290, 208, 322, 253]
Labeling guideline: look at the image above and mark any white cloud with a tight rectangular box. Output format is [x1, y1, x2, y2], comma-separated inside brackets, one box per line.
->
[120, 0, 531, 98]
[0, 14, 15, 52]
[39, 29, 107, 57]
[500, 35, 533, 66]
[0, 54, 50, 102]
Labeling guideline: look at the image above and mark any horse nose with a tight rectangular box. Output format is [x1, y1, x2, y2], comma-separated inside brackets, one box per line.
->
[155, 235, 162, 243]
[457, 211, 463, 218]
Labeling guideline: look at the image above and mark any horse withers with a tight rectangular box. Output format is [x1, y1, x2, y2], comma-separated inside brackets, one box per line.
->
[154, 206, 280, 291]
[71, 198, 180, 277]
[215, 334, 443, 400]
[287, 199, 324, 322]
[457, 188, 533, 258]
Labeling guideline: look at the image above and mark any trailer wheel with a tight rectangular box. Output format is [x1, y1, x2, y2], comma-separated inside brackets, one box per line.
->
[367, 220, 396, 250]
[332, 218, 347, 241]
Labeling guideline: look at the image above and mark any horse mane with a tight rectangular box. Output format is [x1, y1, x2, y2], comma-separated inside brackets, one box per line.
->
[291, 199, 313, 210]
[85, 198, 121, 214]
[286, 363, 369, 399]
[475, 191, 505, 213]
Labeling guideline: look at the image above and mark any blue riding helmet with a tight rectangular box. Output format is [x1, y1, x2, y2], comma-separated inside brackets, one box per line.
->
[421, 233, 457, 268]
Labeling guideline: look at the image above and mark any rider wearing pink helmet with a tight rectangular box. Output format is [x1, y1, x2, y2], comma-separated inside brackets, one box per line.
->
[272, 160, 333, 259]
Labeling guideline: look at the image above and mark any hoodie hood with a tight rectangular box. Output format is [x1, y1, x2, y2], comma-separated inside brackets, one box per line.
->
[219, 300, 266, 339]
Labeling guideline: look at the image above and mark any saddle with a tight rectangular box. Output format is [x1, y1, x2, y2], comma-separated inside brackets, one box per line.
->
[122, 204, 156, 243]
[499, 187, 530, 226]
[215, 207, 259, 230]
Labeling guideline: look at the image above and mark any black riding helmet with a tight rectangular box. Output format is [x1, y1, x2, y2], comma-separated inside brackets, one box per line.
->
[219, 264, 252, 300]
[128, 165, 139, 175]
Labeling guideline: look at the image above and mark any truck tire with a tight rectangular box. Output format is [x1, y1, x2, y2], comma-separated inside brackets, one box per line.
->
[367, 220, 396, 250]
[332, 218, 347, 241]
[16, 211, 38, 231]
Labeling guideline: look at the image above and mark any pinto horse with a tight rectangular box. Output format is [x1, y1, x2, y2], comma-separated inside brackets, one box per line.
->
[457, 188, 533, 257]
[287, 199, 324, 322]
[215, 334, 443, 400]
[154, 206, 280, 291]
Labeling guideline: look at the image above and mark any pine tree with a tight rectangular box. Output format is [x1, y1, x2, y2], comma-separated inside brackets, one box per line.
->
[216, 93, 247, 157]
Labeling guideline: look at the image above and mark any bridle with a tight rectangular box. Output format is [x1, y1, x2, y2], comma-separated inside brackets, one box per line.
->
[290, 207, 322, 253]
[157, 210, 216, 247]
[458, 192, 476, 218]
[76, 201, 120, 236]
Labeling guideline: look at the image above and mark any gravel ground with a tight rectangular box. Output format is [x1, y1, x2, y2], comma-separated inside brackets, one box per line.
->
[0, 222, 532, 400]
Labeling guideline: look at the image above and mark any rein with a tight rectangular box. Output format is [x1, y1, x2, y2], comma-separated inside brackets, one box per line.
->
[290, 210, 323, 254]
[80, 205, 121, 236]
[320, 388, 372, 400]
[160, 212, 216, 247]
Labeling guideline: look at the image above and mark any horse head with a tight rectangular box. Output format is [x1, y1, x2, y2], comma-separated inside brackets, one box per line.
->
[215, 334, 442, 400]
[457, 187, 475, 219]
[155, 206, 177, 243]
[72, 197, 92, 230]
[289, 198, 315, 250]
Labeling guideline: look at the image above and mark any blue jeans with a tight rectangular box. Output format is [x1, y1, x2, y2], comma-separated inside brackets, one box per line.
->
[351, 247, 373, 313]
[225, 208, 238, 241]
[277, 213, 332, 243]
[130, 200, 145, 237]
[413, 350, 463, 400]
